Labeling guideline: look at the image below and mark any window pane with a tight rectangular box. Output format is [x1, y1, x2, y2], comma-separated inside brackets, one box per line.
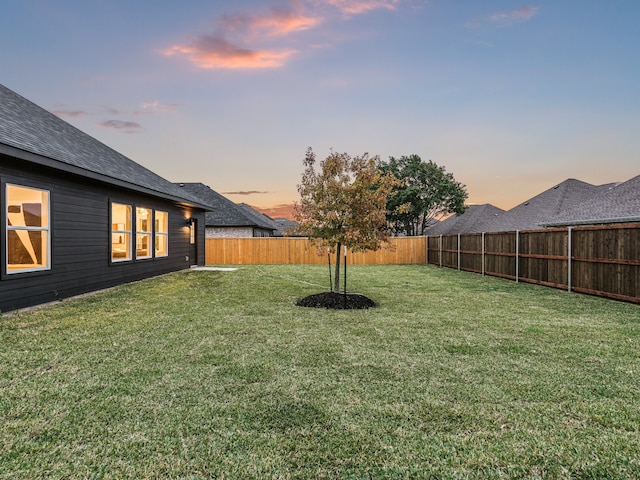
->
[8, 231, 49, 271]
[155, 211, 168, 233]
[136, 233, 151, 259]
[112, 203, 131, 231]
[155, 234, 168, 257]
[7, 184, 49, 228]
[6, 184, 50, 273]
[112, 232, 131, 261]
[136, 207, 151, 233]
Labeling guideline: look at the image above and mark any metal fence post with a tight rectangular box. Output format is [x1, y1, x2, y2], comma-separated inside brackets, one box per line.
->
[567, 227, 573, 293]
[482, 232, 485, 276]
[515, 230, 520, 283]
[457, 233, 461, 272]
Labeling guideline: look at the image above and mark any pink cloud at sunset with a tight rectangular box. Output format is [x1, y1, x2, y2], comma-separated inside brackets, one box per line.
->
[251, 203, 297, 220]
[51, 108, 87, 119]
[220, 6, 323, 37]
[164, 37, 296, 69]
[162, 4, 315, 70]
[223, 190, 270, 195]
[99, 120, 143, 135]
[320, 0, 400, 15]
[135, 101, 178, 115]
[163, 0, 402, 70]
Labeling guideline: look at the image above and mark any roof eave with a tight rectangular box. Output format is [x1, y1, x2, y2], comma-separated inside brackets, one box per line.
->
[206, 223, 276, 231]
[543, 216, 640, 227]
[1, 142, 210, 210]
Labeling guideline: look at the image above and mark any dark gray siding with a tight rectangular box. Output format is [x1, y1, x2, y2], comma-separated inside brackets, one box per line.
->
[0, 155, 205, 312]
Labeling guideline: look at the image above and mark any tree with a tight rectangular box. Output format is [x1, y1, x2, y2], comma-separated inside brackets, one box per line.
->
[293, 148, 400, 293]
[379, 155, 467, 236]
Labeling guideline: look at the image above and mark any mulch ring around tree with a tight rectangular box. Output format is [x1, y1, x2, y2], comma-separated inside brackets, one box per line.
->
[296, 292, 378, 310]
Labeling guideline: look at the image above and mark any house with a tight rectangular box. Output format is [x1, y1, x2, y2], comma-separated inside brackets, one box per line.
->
[177, 183, 276, 237]
[426, 204, 505, 235]
[481, 179, 615, 232]
[236, 203, 282, 236]
[542, 175, 640, 227]
[0, 83, 209, 312]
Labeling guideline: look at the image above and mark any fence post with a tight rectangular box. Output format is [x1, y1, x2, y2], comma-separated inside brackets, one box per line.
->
[425, 235, 428, 265]
[567, 227, 573, 293]
[515, 230, 520, 283]
[457, 233, 461, 272]
[482, 232, 485, 276]
[439, 235, 443, 268]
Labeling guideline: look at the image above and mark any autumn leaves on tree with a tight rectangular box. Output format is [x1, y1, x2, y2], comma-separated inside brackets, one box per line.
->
[293, 148, 400, 293]
[293, 148, 468, 295]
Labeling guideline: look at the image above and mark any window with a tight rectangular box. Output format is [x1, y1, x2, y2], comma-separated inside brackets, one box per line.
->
[111, 203, 132, 262]
[6, 184, 50, 273]
[136, 207, 152, 259]
[155, 210, 168, 257]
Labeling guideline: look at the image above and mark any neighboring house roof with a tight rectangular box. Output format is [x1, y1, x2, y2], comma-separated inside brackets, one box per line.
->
[176, 183, 275, 232]
[426, 204, 505, 235]
[272, 218, 300, 237]
[543, 175, 640, 227]
[482, 179, 615, 232]
[236, 203, 280, 233]
[0, 83, 206, 208]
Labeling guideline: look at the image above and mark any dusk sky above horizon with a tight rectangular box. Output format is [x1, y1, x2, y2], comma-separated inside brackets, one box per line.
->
[2, 1, 639, 217]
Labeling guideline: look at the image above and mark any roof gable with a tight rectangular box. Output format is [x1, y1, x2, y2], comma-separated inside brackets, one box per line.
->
[176, 183, 274, 230]
[236, 203, 279, 231]
[427, 204, 505, 235]
[0, 83, 204, 207]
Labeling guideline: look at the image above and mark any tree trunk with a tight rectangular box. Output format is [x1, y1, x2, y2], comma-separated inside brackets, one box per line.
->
[420, 214, 428, 235]
[333, 242, 341, 293]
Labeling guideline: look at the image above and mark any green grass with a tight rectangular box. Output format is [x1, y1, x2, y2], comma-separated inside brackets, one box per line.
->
[1, 265, 639, 479]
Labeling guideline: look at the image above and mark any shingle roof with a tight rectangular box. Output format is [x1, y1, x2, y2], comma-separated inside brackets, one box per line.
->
[0, 83, 206, 207]
[543, 175, 640, 226]
[237, 203, 280, 232]
[482, 179, 614, 232]
[426, 204, 505, 235]
[271, 218, 300, 237]
[176, 183, 275, 231]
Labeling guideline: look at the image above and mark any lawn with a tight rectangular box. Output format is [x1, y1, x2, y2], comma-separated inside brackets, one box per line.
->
[1, 265, 639, 479]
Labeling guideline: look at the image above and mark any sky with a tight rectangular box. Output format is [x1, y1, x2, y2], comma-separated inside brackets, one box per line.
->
[2, 1, 639, 218]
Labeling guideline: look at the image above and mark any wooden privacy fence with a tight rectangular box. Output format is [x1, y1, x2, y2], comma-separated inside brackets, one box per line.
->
[206, 236, 427, 265]
[427, 223, 640, 304]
